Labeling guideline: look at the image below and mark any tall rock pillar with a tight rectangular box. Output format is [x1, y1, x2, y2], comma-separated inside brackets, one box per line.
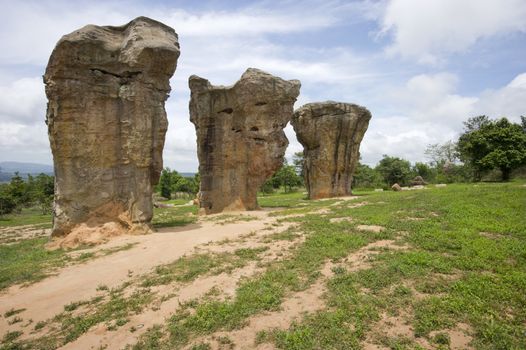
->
[189, 68, 300, 214]
[44, 17, 180, 243]
[291, 102, 371, 199]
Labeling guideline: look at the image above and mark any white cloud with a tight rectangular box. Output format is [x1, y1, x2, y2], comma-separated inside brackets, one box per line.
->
[0, 1, 130, 65]
[398, 73, 477, 124]
[360, 116, 459, 165]
[359, 71, 526, 165]
[0, 77, 46, 123]
[380, 0, 526, 64]
[473, 73, 526, 121]
[162, 8, 335, 38]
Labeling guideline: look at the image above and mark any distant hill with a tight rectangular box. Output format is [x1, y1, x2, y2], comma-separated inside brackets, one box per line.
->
[180, 172, 197, 178]
[0, 162, 196, 182]
[0, 161, 54, 182]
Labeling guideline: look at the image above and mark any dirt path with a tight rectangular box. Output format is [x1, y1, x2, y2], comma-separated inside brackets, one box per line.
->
[59, 222, 299, 350]
[0, 211, 273, 337]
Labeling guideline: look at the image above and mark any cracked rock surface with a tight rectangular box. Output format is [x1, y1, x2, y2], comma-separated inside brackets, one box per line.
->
[291, 101, 371, 199]
[44, 17, 179, 244]
[189, 68, 300, 214]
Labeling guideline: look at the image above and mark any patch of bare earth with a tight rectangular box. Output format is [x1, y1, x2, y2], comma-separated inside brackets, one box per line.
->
[316, 195, 359, 202]
[363, 273, 469, 350]
[0, 225, 50, 244]
[1, 213, 307, 349]
[189, 239, 409, 350]
[430, 323, 474, 349]
[479, 231, 505, 239]
[323, 239, 408, 276]
[0, 211, 278, 340]
[363, 315, 473, 350]
[62, 222, 302, 350]
[356, 224, 385, 233]
[329, 217, 352, 223]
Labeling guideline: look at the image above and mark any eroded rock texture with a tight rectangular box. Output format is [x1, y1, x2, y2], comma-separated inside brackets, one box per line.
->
[44, 17, 179, 243]
[291, 102, 371, 199]
[189, 68, 300, 214]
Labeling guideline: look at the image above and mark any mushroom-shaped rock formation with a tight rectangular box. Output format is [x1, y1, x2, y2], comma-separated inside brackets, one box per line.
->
[291, 102, 371, 199]
[189, 68, 301, 214]
[44, 17, 180, 245]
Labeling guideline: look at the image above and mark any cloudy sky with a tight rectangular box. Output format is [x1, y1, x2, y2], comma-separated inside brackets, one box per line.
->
[1, 0, 525, 171]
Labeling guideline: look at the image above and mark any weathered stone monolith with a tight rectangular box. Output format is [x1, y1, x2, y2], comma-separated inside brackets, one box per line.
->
[189, 68, 300, 214]
[291, 102, 371, 199]
[44, 17, 179, 244]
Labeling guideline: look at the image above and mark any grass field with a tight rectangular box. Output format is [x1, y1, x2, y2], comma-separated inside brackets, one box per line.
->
[1, 182, 525, 349]
[0, 207, 51, 228]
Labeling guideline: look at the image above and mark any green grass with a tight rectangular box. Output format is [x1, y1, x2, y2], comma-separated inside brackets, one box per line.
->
[0, 240, 138, 291]
[1, 246, 269, 349]
[153, 205, 198, 228]
[257, 191, 308, 208]
[164, 198, 193, 206]
[259, 183, 526, 349]
[132, 182, 525, 349]
[0, 196, 197, 289]
[9, 287, 155, 349]
[0, 207, 52, 228]
[0, 237, 67, 290]
[3, 182, 525, 350]
[0, 203, 196, 230]
[4, 308, 26, 318]
[140, 247, 268, 287]
[0, 203, 195, 290]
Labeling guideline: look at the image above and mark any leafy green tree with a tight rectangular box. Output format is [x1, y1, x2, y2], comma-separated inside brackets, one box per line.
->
[0, 185, 16, 216]
[274, 161, 302, 193]
[8, 172, 31, 206]
[463, 115, 490, 133]
[32, 174, 54, 214]
[159, 168, 172, 199]
[375, 155, 411, 186]
[259, 180, 275, 194]
[352, 162, 383, 189]
[458, 117, 526, 181]
[424, 140, 459, 167]
[412, 162, 435, 182]
[263, 159, 302, 193]
[174, 177, 193, 194]
[292, 152, 305, 179]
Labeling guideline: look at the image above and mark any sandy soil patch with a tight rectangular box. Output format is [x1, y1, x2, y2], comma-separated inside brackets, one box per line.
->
[61, 222, 304, 349]
[430, 323, 474, 350]
[479, 231, 505, 239]
[0, 212, 276, 338]
[356, 224, 385, 233]
[0, 225, 50, 244]
[316, 195, 359, 202]
[329, 217, 353, 223]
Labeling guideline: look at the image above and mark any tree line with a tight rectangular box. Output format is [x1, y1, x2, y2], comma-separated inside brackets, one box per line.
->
[0, 173, 54, 216]
[354, 115, 526, 188]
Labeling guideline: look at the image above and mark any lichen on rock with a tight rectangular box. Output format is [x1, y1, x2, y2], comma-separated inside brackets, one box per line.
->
[189, 68, 300, 214]
[44, 16, 180, 245]
[291, 101, 371, 199]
